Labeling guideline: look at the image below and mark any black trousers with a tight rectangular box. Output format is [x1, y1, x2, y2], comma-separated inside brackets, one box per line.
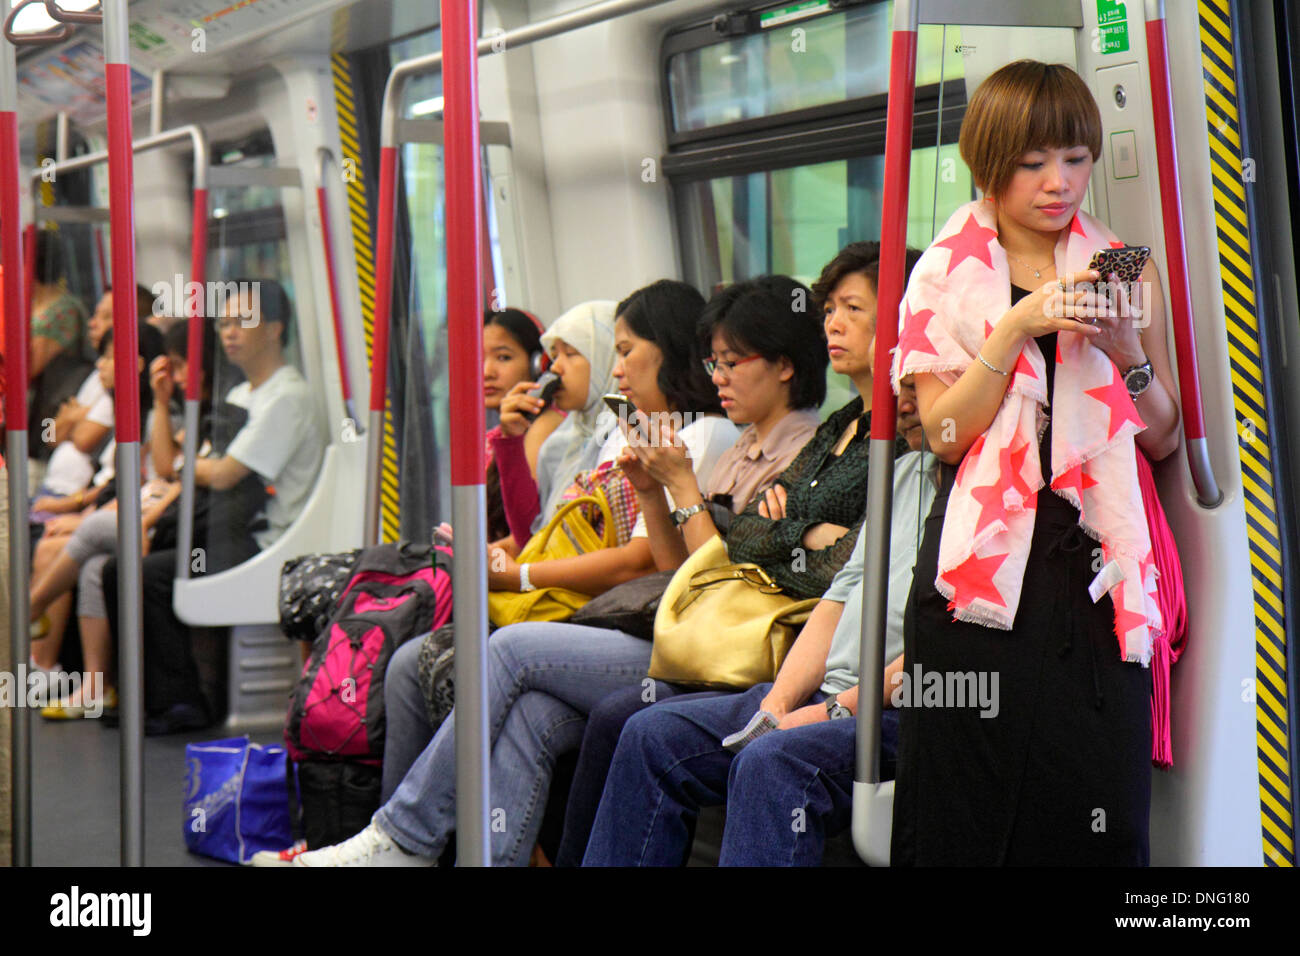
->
[104, 549, 205, 717]
[891, 490, 1152, 866]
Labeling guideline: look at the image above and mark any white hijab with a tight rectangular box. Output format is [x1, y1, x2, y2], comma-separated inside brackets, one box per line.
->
[533, 300, 620, 529]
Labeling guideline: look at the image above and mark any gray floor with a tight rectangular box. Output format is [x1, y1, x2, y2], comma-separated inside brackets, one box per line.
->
[31, 715, 281, 867]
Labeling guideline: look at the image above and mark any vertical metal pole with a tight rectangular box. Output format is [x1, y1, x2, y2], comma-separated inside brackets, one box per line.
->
[0, 0, 32, 868]
[175, 183, 207, 582]
[442, 0, 490, 867]
[1143, 0, 1221, 507]
[852, 0, 917, 868]
[102, 0, 145, 867]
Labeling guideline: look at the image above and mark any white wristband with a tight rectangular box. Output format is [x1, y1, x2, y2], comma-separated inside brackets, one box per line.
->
[518, 563, 536, 592]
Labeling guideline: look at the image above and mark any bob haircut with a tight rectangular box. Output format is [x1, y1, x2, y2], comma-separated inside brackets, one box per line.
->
[615, 279, 722, 416]
[700, 275, 828, 411]
[810, 241, 923, 316]
[958, 60, 1103, 199]
[100, 323, 166, 414]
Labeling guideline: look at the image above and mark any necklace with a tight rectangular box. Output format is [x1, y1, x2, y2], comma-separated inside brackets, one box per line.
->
[1006, 250, 1054, 279]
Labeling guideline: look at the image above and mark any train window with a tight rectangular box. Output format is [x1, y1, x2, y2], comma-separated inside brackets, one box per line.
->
[666, 3, 960, 133]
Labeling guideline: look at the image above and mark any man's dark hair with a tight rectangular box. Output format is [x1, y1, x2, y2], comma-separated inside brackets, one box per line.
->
[225, 277, 293, 347]
[700, 275, 828, 411]
[103, 283, 156, 320]
[615, 279, 721, 416]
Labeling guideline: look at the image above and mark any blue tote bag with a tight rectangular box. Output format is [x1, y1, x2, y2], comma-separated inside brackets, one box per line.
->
[184, 736, 296, 864]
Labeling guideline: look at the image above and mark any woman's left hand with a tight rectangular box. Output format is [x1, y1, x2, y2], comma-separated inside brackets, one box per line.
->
[488, 545, 522, 591]
[1085, 272, 1147, 371]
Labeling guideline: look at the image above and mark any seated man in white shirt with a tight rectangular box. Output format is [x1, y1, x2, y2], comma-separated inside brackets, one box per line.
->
[103, 279, 326, 735]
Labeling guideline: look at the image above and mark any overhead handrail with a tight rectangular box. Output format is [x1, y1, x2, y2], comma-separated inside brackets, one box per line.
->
[852, 0, 917, 869]
[2, 0, 69, 45]
[1, 0, 35, 868]
[314, 146, 360, 433]
[41, 0, 100, 24]
[1144, 0, 1222, 507]
[366, 0, 678, 545]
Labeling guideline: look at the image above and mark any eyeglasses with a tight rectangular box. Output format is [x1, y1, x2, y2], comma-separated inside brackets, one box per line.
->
[703, 354, 763, 378]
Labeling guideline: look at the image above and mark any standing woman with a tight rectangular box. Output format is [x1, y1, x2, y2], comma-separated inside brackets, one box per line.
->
[892, 61, 1180, 866]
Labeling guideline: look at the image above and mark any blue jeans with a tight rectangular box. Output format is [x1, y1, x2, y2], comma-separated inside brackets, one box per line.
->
[381, 637, 434, 801]
[582, 683, 900, 866]
[555, 680, 716, 867]
[372, 622, 652, 866]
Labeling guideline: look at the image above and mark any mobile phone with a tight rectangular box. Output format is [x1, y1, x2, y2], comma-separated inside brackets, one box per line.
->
[1087, 245, 1151, 285]
[602, 392, 635, 420]
[521, 371, 561, 423]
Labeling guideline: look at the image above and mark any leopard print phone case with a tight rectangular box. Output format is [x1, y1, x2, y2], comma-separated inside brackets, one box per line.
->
[1088, 245, 1151, 284]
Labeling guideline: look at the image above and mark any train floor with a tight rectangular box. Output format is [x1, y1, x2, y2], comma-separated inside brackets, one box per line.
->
[31, 716, 279, 867]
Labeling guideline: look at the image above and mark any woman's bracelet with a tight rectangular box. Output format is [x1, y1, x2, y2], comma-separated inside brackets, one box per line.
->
[976, 352, 1008, 376]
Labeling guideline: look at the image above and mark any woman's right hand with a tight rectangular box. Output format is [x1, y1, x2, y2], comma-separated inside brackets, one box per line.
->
[498, 381, 544, 438]
[149, 355, 173, 404]
[617, 450, 660, 494]
[1004, 269, 1108, 342]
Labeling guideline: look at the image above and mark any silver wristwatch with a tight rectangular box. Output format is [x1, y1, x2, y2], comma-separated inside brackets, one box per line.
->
[825, 696, 852, 720]
[671, 502, 707, 526]
[1122, 360, 1154, 399]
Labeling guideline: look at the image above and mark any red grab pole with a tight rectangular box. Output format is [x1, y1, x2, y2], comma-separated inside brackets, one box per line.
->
[1, 0, 33, 867]
[315, 150, 357, 426]
[853, 0, 919, 869]
[1144, 1, 1221, 506]
[100, 0, 147, 867]
[441, 0, 491, 868]
[185, 186, 208, 402]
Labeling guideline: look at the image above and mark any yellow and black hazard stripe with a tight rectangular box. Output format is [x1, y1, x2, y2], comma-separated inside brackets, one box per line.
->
[331, 52, 401, 543]
[1200, 0, 1294, 867]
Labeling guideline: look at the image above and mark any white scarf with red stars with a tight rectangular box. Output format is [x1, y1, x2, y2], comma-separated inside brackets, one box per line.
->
[890, 199, 1160, 663]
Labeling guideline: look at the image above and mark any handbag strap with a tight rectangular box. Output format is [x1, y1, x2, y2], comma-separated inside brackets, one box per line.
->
[536, 494, 616, 552]
[673, 562, 784, 614]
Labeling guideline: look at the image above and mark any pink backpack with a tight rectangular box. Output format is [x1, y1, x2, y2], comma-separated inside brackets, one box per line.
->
[284, 543, 452, 765]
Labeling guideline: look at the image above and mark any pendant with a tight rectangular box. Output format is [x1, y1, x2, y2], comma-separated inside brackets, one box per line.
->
[1033, 269, 1041, 278]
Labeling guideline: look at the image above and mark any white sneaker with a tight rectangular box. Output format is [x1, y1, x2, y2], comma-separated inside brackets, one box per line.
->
[249, 840, 308, 867]
[292, 823, 436, 867]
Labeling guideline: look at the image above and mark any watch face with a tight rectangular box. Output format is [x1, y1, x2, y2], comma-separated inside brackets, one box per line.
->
[1125, 367, 1152, 394]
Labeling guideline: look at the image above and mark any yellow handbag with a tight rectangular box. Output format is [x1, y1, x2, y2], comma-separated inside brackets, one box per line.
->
[649, 535, 819, 690]
[487, 494, 616, 627]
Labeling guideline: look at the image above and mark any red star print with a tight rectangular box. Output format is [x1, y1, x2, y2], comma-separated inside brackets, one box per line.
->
[898, 303, 939, 357]
[1050, 462, 1099, 498]
[1012, 347, 1039, 382]
[1069, 214, 1088, 238]
[970, 480, 1008, 535]
[935, 214, 999, 276]
[956, 433, 987, 485]
[1085, 366, 1146, 439]
[1110, 583, 1149, 644]
[944, 550, 1009, 610]
[999, 438, 1035, 498]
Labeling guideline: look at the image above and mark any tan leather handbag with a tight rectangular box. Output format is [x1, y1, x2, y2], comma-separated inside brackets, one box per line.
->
[649, 535, 818, 689]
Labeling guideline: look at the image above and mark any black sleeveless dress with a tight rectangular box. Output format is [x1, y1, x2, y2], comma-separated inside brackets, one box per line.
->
[890, 285, 1152, 866]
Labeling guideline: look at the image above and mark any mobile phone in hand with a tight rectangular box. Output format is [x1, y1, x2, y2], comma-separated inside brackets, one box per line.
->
[1087, 245, 1151, 285]
[521, 371, 561, 423]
